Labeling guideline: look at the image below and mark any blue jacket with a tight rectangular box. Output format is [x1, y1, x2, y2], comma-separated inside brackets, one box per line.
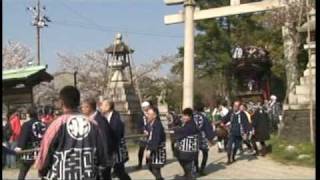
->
[94, 111, 115, 156]
[229, 111, 250, 137]
[108, 111, 125, 153]
[146, 119, 166, 151]
[193, 112, 215, 140]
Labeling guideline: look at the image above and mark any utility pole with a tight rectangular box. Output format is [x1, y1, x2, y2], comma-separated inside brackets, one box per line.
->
[27, 0, 51, 65]
[74, 66, 79, 88]
[36, 0, 40, 66]
[74, 71, 78, 88]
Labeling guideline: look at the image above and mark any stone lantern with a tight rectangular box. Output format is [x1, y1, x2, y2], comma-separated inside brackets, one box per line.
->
[297, 8, 315, 71]
[105, 33, 133, 83]
[104, 33, 142, 134]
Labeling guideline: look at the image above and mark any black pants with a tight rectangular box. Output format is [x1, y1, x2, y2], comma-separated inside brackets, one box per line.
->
[242, 139, 252, 150]
[148, 163, 163, 180]
[227, 135, 242, 161]
[114, 163, 131, 180]
[101, 167, 112, 180]
[171, 141, 178, 158]
[138, 145, 146, 166]
[194, 149, 208, 172]
[252, 140, 266, 155]
[217, 137, 223, 150]
[18, 160, 34, 180]
[2, 152, 6, 169]
[178, 159, 195, 180]
[271, 118, 279, 133]
[171, 142, 175, 155]
[217, 137, 228, 149]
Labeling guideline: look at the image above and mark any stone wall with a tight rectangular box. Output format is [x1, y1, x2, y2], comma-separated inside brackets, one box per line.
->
[280, 109, 315, 143]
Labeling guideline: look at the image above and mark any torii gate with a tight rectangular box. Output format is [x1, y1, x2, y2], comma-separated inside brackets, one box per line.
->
[164, 0, 286, 109]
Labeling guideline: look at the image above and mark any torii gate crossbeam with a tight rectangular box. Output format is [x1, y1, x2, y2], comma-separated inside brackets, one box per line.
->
[165, 0, 285, 24]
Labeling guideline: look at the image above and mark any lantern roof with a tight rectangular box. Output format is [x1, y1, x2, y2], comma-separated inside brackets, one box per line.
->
[105, 33, 134, 54]
[297, 8, 315, 32]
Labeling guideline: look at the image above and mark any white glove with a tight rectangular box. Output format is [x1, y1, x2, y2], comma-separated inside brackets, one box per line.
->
[146, 150, 151, 159]
[212, 125, 216, 131]
[251, 129, 255, 135]
[144, 130, 149, 136]
[15, 147, 22, 152]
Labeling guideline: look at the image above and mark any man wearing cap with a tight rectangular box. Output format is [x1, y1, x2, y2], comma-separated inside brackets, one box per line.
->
[135, 101, 151, 170]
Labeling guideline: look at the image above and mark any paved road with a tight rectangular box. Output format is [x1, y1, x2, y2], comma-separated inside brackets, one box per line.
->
[3, 142, 315, 180]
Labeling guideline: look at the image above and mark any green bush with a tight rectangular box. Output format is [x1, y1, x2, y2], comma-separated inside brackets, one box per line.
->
[268, 135, 315, 167]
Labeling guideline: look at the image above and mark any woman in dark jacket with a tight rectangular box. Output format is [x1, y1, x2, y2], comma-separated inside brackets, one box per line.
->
[251, 105, 270, 156]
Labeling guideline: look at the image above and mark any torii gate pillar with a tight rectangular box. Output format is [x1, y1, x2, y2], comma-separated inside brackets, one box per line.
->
[183, 0, 196, 109]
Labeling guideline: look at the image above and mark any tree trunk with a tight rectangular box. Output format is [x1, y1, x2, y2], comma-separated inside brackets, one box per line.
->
[282, 22, 301, 104]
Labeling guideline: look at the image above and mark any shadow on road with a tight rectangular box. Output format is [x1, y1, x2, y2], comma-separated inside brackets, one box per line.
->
[236, 153, 259, 162]
[204, 162, 226, 175]
[126, 158, 177, 173]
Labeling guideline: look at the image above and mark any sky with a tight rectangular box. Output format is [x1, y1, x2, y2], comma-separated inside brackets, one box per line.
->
[3, 0, 184, 74]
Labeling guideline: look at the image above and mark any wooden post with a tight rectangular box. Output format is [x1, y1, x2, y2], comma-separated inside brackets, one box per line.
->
[306, 3, 314, 144]
[74, 71, 78, 88]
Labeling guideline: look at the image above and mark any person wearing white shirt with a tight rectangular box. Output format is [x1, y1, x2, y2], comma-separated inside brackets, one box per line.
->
[82, 98, 113, 180]
[100, 99, 131, 180]
[135, 101, 151, 170]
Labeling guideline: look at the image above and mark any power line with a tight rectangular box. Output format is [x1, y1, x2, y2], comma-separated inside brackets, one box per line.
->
[54, 0, 183, 38]
[51, 20, 183, 38]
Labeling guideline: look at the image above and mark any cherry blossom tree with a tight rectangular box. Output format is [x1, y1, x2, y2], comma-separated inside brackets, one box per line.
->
[57, 50, 108, 100]
[2, 40, 34, 70]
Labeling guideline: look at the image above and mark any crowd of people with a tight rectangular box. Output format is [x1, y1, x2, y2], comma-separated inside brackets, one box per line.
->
[2, 105, 55, 170]
[211, 95, 281, 155]
[2, 85, 282, 180]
